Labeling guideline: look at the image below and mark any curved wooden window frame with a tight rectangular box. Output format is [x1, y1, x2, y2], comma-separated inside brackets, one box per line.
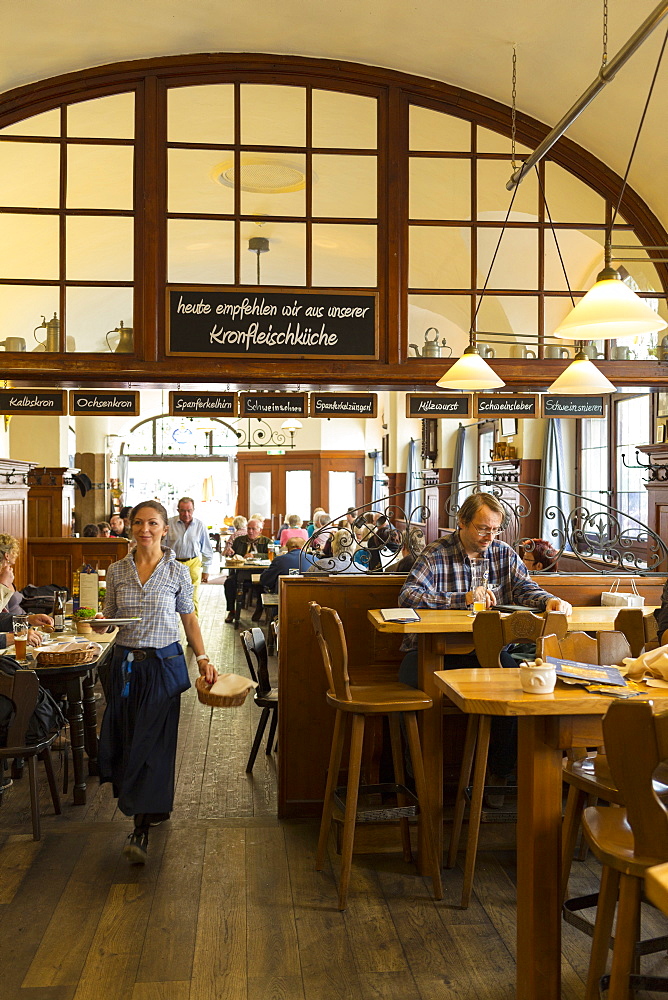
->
[0, 53, 666, 390]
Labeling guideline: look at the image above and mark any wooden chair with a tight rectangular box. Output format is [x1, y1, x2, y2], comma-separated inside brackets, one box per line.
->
[0, 668, 62, 840]
[309, 601, 442, 911]
[582, 700, 668, 1000]
[614, 607, 659, 657]
[447, 609, 568, 908]
[239, 628, 278, 773]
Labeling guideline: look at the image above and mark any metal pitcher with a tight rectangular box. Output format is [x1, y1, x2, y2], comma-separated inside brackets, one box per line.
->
[106, 321, 134, 353]
[34, 313, 60, 352]
[409, 327, 451, 358]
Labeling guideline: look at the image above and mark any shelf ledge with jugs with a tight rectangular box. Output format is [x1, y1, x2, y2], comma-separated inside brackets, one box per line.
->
[0, 314, 134, 354]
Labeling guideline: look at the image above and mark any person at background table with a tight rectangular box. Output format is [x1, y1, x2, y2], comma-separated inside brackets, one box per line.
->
[82, 523, 100, 537]
[223, 515, 248, 557]
[224, 518, 270, 623]
[119, 506, 132, 535]
[306, 507, 325, 538]
[97, 499, 216, 865]
[387, 528, 426, 574]
[97, 521, 111, 537]
[259, 537, 314, 592]
[166, 496, 213, 617]
[398, 492, 571, 794]
[278, 513, 309, 547]
[306, 528, 369, 575]
[109, 512, 128, 538]
[520, 537, 559, 573]
[0, 533, 51, 647]
[311, 510, 335, 556]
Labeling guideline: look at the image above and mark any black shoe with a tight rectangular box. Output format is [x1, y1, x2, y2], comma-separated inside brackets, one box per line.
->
[251, 610, 263, 622]
[148, 812, 170, 827]
[225, 611, 235, 623]
[123, 829, 148, 863]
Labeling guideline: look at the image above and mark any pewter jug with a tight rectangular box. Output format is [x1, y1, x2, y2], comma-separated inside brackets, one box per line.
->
[106, 320, 134, 353]
[33, 313, 60, 352]
[409, 327, 451, 358]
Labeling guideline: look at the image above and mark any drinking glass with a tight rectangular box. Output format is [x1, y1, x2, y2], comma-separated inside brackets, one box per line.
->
[12, 615, 30, 663]
[470, 561, 489, 614]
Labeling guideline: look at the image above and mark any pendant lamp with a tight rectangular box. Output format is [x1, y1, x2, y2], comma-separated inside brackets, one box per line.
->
[436, 345, 505, 391]
[553, 261, 667, 341]
[547, 350, 617, 395]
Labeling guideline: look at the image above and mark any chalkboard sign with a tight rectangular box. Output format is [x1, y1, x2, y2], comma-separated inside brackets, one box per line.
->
[167, 287, 378, 359]
[239, 393, 307, 418]
[69, 391, 140, 416]
[542, 395, 607, 418]
[309, 393, 377, 418]
[0, 390, 66, 415]
[169, 392, 238, 417]
[474, 394, 538, 418]
[406, 394, 471, 418]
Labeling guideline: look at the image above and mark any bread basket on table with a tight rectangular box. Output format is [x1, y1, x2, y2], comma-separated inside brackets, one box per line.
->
[196, 673, 257, 708]
[35, 644, 97, 667]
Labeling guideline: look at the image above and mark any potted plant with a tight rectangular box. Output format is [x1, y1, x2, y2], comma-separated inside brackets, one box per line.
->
[72, 607, 97, 635]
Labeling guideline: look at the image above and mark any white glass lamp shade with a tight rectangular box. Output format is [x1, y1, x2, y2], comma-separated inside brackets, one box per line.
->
[553, 271, 668, 341]
[547, 352, 617, 395]
[436, 347, 505, 391]
[281, 418, 302, 431]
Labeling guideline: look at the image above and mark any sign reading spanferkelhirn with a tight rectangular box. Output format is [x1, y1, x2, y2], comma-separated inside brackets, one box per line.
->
[169, 392, 238, 417]
[167, 287, 378, 360]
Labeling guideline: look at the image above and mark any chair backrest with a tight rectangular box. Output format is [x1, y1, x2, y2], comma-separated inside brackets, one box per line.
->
[239, 628, 271, 695]
[309, 601, 351, 701]
[473, 609, 568, 669]
[603, 701, 668, 860]
[536, 630, 631, 666]
[0, 668, 39, 751]
[615, 607, 658, 658]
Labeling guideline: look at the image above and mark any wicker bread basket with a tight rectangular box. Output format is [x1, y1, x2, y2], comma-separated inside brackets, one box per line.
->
[36, 647, 96, 667]
[196, 673, 257, 708]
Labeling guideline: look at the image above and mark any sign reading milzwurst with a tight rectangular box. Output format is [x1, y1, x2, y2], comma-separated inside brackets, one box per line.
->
[0, 390, 67, 415]
[239, 393, 307, 417]
[167, 287, 378, 360]
[309, 393, 377, 418]
[169, 392, 238, 417]
[474, 394, 538, 418]
[541, 395, 606, 418]
[69, 391, 140, 416]
[406, 394, 471, 418]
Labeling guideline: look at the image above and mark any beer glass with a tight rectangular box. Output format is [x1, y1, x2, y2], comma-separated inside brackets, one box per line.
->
[12, 615, 30, 663]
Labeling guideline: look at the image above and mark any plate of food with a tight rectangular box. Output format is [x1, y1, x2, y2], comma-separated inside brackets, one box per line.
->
[90, 617, 143, 626]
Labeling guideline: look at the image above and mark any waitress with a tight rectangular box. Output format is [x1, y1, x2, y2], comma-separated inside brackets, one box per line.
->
[97, 499, 217, 864]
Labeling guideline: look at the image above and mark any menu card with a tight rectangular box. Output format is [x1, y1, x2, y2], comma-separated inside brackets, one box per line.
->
[546, 656, 626, 687]
[380, 608, 420, 623]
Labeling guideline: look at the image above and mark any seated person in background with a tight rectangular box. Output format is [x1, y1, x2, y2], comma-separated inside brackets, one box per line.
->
[119, 506, 132, 535]
[389, 528, 426, 574]
[398, 492, 571, 795]
[0, 534, 52, 647]
[109, 513, 128, 538]
[82, 523, 100, 537]
[366, 514, 401, 571]
[311, 510, 335, 556]
[306, 528, 368, 575]
[520, 537, 559, 572]
[307, 507, 325, 538]
[259, 537, 314, 592]
[223, 515, 248, 556]
[278, 514, 309, 546]
[224, 519, 270, 623]
[97, 521, 111, 537]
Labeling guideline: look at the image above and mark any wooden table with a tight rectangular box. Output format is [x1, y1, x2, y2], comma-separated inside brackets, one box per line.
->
[225, 558, 271, 628]
[435, 666, 667, 1000]
[646, 861, 668, 916]
[368, 605, 658, 868]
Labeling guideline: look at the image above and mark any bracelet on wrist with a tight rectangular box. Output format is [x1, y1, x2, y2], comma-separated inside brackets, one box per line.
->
[196, 654, 209, 662]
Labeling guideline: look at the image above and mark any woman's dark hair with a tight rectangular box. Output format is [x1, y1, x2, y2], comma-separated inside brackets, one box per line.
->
[521, 538, 559, 571]
[82, 523, 100, 537]
[119, 506, 132, 519]
[129, 499, 169, 526]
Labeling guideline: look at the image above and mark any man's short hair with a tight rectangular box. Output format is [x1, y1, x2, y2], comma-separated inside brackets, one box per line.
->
[285, 537, 303, 551]
[177, 496, 194, 508]
[287, 513, 302, 527]
[247, 518, 262, 530]
[457, 492, 506, 526]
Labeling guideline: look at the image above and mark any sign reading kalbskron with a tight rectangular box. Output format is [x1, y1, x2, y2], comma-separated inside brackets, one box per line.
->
[406, 394, 471, 418]
[0, 390, 67, 415]
[169, 392, 238, 417]
[309, 394, 377, 418]
[69, 391, 140, 416]
[167, 287, 378, 359]
[474, 394, 538, 418]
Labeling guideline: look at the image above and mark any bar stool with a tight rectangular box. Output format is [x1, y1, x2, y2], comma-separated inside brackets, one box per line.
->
[309, 601, 443, 911]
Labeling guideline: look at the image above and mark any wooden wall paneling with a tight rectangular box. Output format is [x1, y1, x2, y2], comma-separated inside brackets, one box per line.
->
[27, 467, 77, 537]
[0, 459, 33, 590]
[27, 537, 130, 592]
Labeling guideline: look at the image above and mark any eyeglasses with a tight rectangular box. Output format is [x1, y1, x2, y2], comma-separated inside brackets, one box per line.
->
[471, 524, 503, 537]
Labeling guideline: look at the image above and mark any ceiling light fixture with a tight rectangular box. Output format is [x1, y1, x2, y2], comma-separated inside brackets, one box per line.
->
[547, 350, 617, 395]
[248, 236, 269, 284]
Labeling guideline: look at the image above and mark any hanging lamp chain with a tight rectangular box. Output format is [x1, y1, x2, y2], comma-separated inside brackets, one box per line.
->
[511, 45, 518, 171]
[602, 0, 608, 69]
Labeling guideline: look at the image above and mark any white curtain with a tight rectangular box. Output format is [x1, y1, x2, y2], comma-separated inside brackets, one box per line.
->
[371, 450, 387, 505]
[449, 423, 468, 526]
[540, 418, 567, 545]
[404, 438, 421, 519]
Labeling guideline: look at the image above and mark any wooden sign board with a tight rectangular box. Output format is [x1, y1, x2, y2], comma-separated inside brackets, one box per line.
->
[239, 393, 308, 418]
[406, 394, 471, 418]
[0, 389, 67, 415]
[69, 390, 140, 416]
[309, 393, 377, 418]
[541, 395, 607, 418]
[169, 392, 238, 417]
[474, 394, 539, 418]
[166, 287, 378, 360]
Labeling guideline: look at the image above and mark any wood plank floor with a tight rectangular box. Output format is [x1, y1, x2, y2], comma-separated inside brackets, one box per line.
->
[1, 585, 667, 999]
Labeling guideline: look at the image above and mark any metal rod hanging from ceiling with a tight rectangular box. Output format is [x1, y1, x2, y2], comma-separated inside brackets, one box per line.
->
[506, 0, 668, 190]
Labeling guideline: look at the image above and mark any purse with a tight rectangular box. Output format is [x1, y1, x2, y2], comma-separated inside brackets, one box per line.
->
[601, 578, 645, 608]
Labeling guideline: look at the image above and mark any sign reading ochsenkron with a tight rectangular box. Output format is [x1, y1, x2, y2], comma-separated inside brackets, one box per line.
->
[406, 394, 471, 418]
[474, 394, 538, 418]
[309, 394, 377, 418]
[239, 393, 308, 417]
[69, 391, 140, 416]
[0, 390, 67, 415]
[541, 395, 607, 418]
[169, 392, 238, 417]
[167, 288, 378, 359]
